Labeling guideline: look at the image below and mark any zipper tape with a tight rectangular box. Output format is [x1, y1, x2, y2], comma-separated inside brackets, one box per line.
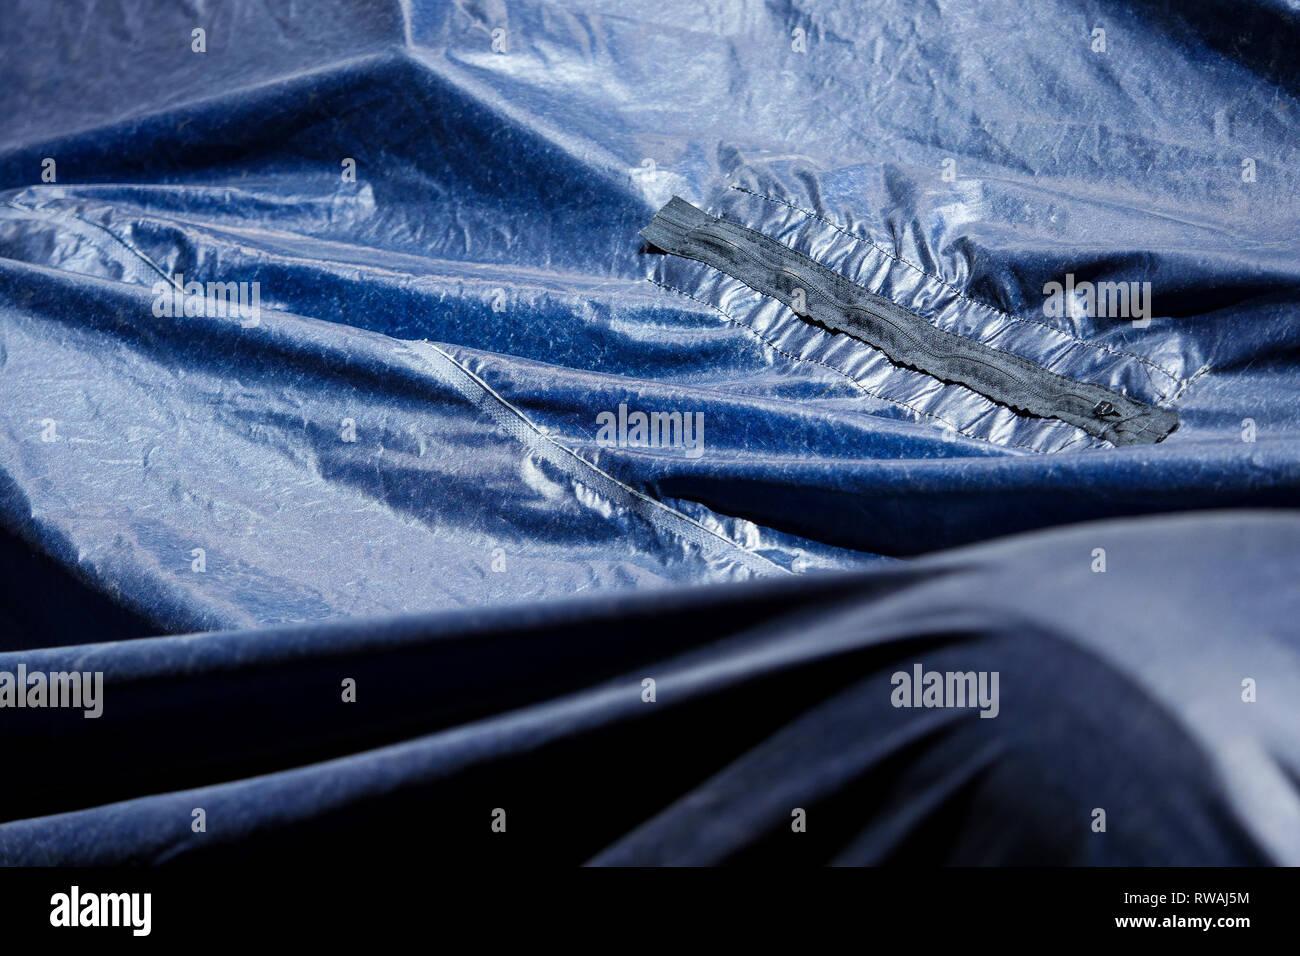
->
[641, 197, 1178, 447]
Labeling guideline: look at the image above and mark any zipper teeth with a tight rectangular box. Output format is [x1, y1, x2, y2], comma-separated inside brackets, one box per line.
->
[691, 225, 1105, 417]
[643, 198, 1179, 446]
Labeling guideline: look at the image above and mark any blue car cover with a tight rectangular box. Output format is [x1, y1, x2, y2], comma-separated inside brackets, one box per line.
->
[0, 0, 1297, 865]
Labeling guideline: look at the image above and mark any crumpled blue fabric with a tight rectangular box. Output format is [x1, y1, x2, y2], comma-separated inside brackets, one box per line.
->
[0, 0, 1297, 864]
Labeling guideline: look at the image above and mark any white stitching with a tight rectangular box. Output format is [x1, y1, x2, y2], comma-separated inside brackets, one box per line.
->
[1164, 363, 1212, 406]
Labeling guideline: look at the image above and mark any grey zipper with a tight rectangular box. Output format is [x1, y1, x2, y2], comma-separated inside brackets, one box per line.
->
[641, 197, 1178, 447]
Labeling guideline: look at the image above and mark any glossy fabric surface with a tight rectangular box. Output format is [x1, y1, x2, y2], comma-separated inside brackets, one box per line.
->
[0, 1, 1298, 864]
[1, 511, 1298, 866]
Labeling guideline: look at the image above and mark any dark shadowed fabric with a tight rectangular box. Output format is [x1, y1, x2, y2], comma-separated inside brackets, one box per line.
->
[1, 512, 1298, 865]
[0, 0, 1298, 865]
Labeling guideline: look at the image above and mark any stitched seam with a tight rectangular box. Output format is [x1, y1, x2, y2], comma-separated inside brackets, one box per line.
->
[728, 184, 1185, 387]
[406, 340, 792, 576]
[648, 278, 1062, 455]
[1165, 363, 1212, 405]
[7, 199, 792, 575]
[2, 199, 182, 291]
